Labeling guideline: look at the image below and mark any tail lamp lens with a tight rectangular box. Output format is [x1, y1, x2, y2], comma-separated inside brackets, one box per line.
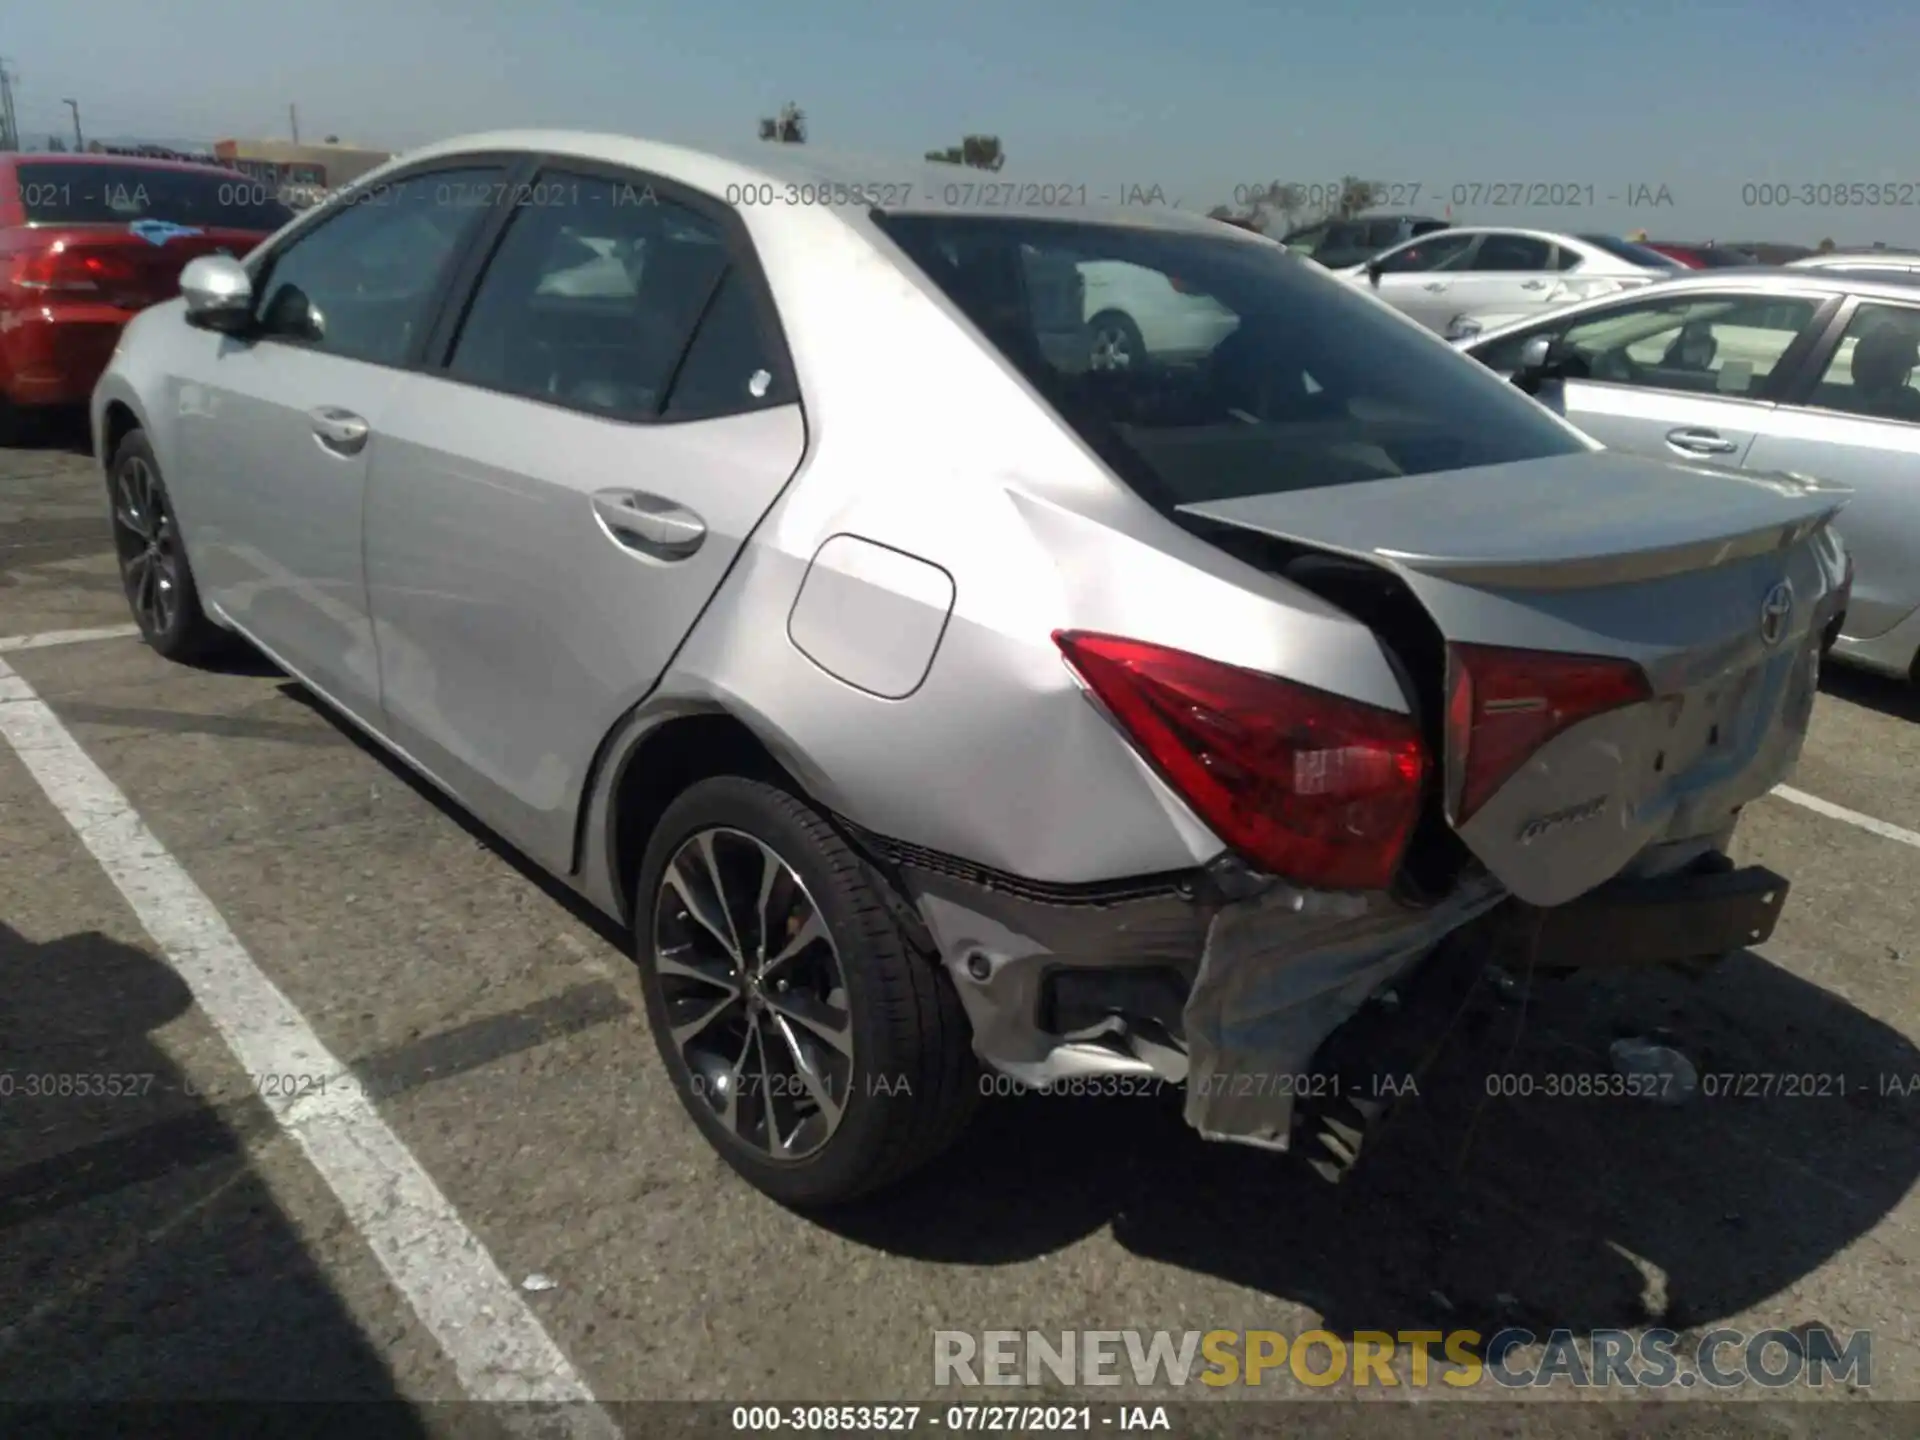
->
[1053, 631, 1426, 892]
[1445, 643, 1651, 824]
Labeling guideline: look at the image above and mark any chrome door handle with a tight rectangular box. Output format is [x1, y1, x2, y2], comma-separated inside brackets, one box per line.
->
[1665, 427, 1739, 455]
[1521, 280, 1547, 290]
[591, 488, 707, 560]
[309, 406, 370, 456]
[1422, 282, 1448, 291]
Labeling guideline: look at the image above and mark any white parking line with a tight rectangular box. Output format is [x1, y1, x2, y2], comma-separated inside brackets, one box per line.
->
[1773, 784, 1920, 851]
[0, 624, 140, 654]
[0, 654, 619, 1437]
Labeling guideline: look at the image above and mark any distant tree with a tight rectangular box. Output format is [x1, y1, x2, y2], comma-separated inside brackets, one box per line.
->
[1817, 237, 1836, 253]
[46, 135, 66, 152]
[1212, 175, 1384, 234]
[758, 102, 807, 144]
[924, 135, 1005, 170]
[1334, 175, 1383, 220]
[323, 134, 340, 144]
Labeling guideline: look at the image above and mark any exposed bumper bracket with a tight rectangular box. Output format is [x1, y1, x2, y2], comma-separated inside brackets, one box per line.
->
[1499, 862, 1789, 972]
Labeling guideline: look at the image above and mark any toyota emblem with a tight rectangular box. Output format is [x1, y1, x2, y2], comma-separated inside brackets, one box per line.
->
[1759, 580, 1795, 647]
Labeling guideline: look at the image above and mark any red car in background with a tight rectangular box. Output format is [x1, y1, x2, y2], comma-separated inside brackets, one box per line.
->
[1642, 241, 1759, 269]
[0, 152, 293, 441]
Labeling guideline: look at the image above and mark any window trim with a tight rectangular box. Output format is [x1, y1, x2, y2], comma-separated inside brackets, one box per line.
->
[1472, 287, 1842, 407]
[242, 151, 537, 373]
[422, 156, 800, 427]
[1777, 293, 1920, 423]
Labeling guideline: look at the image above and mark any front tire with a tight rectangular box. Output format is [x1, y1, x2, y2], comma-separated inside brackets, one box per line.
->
[106, 430, 227, 664]
[633, 776, 979, 1207]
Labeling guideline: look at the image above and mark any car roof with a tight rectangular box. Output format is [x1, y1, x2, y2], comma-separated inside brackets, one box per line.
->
[1791, 250, 1920, 266]
[1, 150, 242, 181]
[1462, 265, 1920, 345]
[371, 129, 1236, 238]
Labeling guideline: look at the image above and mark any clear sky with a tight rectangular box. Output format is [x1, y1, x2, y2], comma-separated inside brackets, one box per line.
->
[6, 0, 1917, 244]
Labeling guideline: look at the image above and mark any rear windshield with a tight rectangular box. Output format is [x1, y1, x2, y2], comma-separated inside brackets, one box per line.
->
[871, 213, 1587, 512]
[1577, 234, 1684, 269]
[12, 161, 293, 232]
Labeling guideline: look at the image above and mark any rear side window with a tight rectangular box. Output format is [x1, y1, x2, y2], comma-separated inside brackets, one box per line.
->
[661, 270, 790, 419]
[1807, 302, 1920, 422]
[1470, 234, 1552, 271]
[11, 161, 294, 231]
[872, 213, 1587, 513]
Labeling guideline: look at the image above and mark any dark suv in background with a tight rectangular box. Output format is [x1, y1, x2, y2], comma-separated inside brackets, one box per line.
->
[1281, 213, 1449, 268]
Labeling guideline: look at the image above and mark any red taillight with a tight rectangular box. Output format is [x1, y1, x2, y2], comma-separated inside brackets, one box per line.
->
[8, 245, 142, 293]
[1445, 643, 1651, 824]
[1053, 631, 1427, 891]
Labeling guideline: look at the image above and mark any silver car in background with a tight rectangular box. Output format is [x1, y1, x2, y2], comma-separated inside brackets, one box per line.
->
[1341, 227, 1679, 334]
[94, 131, 1843, 1205]
[1459, 268, 1920, 683]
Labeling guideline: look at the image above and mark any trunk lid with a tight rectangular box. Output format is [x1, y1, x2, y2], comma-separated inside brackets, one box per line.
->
[1182, 450, 1850, 905]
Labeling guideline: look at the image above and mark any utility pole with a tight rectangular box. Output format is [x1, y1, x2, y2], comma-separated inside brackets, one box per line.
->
[62, 98, 82, 151]
[289, 103, 299, 143]
[0, 59, 20, 152]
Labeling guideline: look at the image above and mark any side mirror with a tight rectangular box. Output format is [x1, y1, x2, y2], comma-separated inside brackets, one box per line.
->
[180, 254, 255, 334]
[1511, 334, 1582, 396]
[1366, 260, 1385, 285]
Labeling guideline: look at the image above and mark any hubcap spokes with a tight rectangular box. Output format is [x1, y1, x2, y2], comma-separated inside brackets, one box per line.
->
[112, 457, 178, 634]
[654, 827, 852, 1161]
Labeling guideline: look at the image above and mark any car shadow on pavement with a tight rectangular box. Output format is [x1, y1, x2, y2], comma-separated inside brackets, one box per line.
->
[827, 948, 1920, 1342]
[256, 669, 1919, 1343]
[4, 406, 94, 458]
[1821, 663, 1920, 724]
[0, 920, 430, 1426]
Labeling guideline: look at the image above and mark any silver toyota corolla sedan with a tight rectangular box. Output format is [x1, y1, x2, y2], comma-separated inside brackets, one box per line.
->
[1455, 268, 1920, 683]
[92, 131, 1847, 1206]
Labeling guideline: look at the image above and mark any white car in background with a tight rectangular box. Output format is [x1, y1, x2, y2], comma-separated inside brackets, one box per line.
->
[1024, 251, 1241, 370]
[1340, 228, 1680, 335]
[1078, 259, 1241, 369]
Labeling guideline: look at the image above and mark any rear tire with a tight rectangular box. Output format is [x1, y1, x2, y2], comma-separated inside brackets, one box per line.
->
[632, 776, 979, 1207]
[1087, 310, 1146, 371]
[106, 429, 228, 664]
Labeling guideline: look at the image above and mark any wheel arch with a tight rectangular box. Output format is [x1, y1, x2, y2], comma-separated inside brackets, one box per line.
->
[98, 397, 146, 471]
[574, 693, 862, 930]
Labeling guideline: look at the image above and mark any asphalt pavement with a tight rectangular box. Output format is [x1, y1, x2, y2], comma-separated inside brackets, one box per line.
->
[3, 418, 1918, 1433]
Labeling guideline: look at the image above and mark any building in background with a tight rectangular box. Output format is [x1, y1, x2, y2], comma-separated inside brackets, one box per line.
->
[211, 138, 392, 205]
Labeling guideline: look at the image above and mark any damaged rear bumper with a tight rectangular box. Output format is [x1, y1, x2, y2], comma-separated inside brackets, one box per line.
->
[856, 821, 1787, 1160]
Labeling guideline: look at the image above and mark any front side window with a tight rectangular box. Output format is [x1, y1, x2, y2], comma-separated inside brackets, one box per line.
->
[873, 213, 1588, 514]
[447, 172, 733, 417]
[14, 160, 294, 232]
[1376, 232, 1476, 274]
[1807, 302, 1920, 422]
[252, 167, 504, 365]
[1474, 293, 1820, 396]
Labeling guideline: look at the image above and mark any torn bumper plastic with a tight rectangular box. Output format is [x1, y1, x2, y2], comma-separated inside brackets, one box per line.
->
[1182, 875, 1507, 1151]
